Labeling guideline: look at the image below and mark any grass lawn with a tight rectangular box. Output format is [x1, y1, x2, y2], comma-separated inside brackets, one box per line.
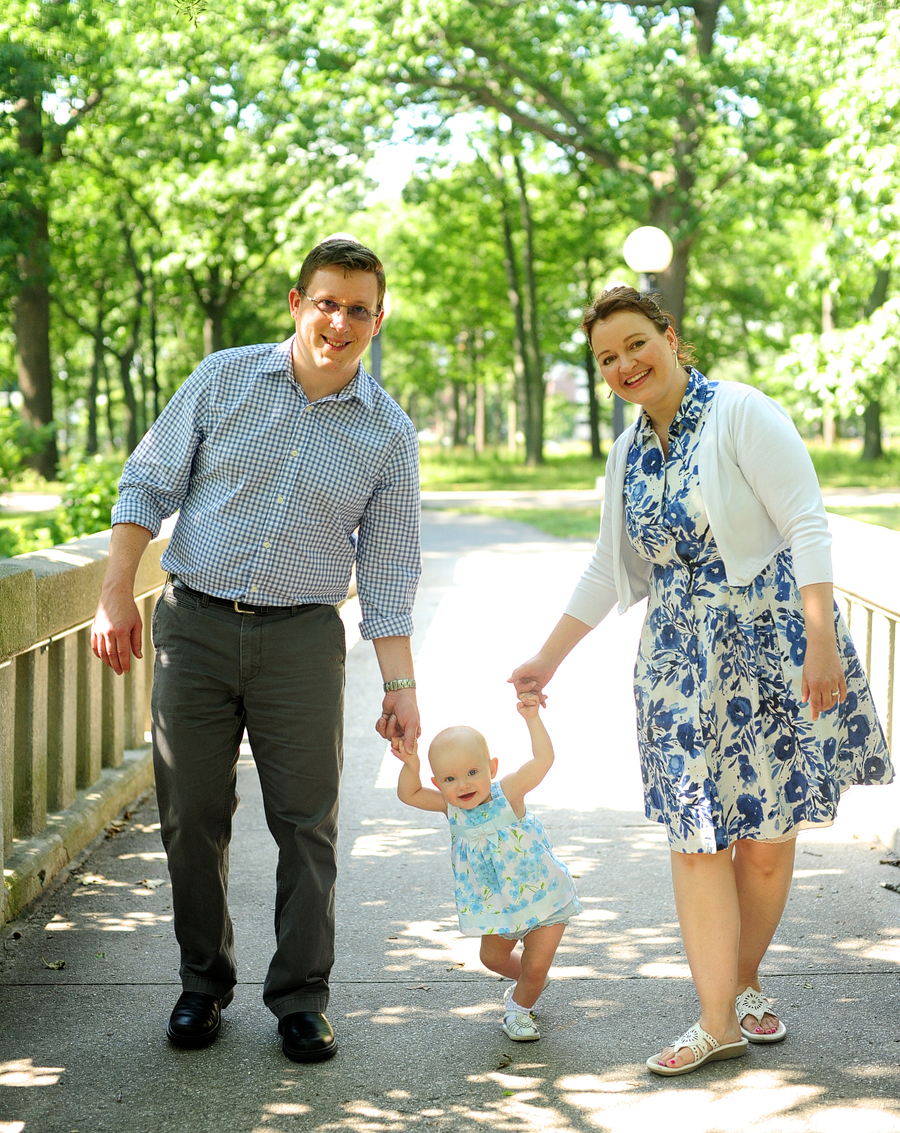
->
[825, 505, 900, 532]
[806, 442, 900, 488]
[419, 441, 900, 493]
[419, 448, 605, 492]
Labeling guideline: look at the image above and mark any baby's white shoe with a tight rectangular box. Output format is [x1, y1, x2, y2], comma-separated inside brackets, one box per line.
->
[502, 978, 550, 1017]
[501, 986, 541, 1041]
[502, 1005, 540, 1041]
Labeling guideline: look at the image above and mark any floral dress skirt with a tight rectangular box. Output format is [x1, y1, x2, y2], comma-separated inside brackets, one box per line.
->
[627, 374, 892, 854]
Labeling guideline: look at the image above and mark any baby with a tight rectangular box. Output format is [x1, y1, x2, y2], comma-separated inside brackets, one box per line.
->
[393, 695, 581, 1041]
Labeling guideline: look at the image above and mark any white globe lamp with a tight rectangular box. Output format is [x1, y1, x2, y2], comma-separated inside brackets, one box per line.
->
[622, 226, 674, 275]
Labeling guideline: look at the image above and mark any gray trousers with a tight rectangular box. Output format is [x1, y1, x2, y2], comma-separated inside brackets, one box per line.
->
[150, 581, 345, 1018]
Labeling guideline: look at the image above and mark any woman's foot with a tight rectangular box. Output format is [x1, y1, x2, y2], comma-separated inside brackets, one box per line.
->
[735, 987, 787, 1042]
[648, 1022, 748, 1076]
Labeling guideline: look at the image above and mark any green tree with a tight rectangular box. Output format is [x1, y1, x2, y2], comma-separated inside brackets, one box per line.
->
[1, 0, 108, 476]
[307, 0, 829, 330]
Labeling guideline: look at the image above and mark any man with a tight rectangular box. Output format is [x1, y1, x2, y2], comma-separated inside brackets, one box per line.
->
[91, 238, 420, 1062]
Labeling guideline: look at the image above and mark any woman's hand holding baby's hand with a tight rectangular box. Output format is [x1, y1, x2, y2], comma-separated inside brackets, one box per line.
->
[517, 693, 541, 719]
[508, 654, 552, 708]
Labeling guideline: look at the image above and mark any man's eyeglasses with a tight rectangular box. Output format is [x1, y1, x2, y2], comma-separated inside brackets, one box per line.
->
[297, 286, 379, 324]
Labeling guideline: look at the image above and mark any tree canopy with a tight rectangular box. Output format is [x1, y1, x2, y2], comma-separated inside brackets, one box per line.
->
[1, 0, 897, 486]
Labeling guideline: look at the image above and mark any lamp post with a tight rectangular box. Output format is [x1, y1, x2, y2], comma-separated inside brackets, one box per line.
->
[615, 225, 674, 435]
[369, 290, 391, 386]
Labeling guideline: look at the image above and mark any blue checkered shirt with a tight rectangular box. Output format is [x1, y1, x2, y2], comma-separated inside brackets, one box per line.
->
[111, 337, 421, 639]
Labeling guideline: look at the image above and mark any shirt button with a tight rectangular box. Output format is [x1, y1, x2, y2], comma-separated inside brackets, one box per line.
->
[263, 541, 271, 549]
[291, 449, 298, 457]
[276, 496, 284, 504]
[251, 585, 258, 593]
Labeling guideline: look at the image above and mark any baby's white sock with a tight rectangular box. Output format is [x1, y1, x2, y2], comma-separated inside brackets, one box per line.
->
[507, 997, 532, 1015]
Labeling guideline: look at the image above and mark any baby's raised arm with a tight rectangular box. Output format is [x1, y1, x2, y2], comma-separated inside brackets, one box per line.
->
[392, 741, 447, 813]
[501, 695, 555, 815]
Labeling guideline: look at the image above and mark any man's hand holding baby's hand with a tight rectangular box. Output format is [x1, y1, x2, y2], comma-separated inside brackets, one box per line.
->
[517, 693, 541, 720]
[390, 735, 419, 766]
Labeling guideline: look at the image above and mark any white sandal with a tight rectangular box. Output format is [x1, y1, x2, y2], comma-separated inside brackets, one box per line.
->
[735, 987, 787, 1043]
[646, 1022, 748, 1076]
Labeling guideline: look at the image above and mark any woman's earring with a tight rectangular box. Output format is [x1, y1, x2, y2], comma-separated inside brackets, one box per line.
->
[606, 387, 614, 400]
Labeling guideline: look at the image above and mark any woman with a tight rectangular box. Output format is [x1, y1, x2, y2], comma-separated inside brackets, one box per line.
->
[509, 287, 892, 1077]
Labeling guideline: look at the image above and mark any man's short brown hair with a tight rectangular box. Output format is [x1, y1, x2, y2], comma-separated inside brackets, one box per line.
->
[296, 238, 386, 312]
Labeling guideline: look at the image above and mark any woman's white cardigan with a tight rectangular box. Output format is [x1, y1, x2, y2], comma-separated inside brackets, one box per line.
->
[565, 380, 834, 629]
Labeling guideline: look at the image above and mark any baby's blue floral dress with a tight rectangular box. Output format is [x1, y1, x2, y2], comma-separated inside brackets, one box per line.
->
[448, 781, 582, 937]
[627, 369, 892, 854]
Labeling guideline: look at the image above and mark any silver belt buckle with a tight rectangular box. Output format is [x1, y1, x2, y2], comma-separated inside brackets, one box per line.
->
[232, 599, 257, 614]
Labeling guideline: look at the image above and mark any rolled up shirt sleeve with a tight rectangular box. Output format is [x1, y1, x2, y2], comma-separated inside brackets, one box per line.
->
[356, 418, 421, 640]
[111, 359, 211, 535]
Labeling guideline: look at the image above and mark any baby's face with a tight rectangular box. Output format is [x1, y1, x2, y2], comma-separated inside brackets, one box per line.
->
[429, 746, 498, 810]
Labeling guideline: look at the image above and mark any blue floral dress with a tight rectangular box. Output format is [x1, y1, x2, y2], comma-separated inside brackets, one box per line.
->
[627, 370, 892, 854]
[448, 781, 582, 937]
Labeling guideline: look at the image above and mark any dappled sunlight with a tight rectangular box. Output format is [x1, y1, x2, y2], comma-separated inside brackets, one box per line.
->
[572, 908, 618, 924]
[72, 873, 129, 888]
[0, 1060, 65, 1087]
[260, 1102, 312, 1116]
[553, 1067, 900, 1133]
[862, 935, 900, 964]
[48, 908, 173, 934]
[637, 960, 692, 978]
[24, 546, 100, 567]
[385, 919, 481, 970]
[43, 915, 74, 932]
[350, 819, 442, 859]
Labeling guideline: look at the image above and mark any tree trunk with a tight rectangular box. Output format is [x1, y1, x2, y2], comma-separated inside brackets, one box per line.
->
[14, 90, 59, 482]
[821, 290, 836, 447]
[452, 382, 465, 447]
[102, 359, 115, 447]
[692, 0, 723, 56]
[862, 400, 883, 461]
[584, 337, 602, 460]
[88, 283, 105, 455]
[149, 268, 160, 420]
[512, 150, 544, 466]
[203, 306, 226, 357]
[492, 157, 528, 456]
[865, 266, 890, 318]
[116, 352, 140, 454]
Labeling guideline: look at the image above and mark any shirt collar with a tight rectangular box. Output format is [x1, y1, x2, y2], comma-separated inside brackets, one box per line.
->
[635, 366, 710, 443]
[263, 338, 376, 409]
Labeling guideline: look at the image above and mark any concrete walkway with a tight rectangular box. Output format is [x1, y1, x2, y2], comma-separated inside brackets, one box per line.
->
[2, 511, 899, 1133]
[421, 484, 900, 510]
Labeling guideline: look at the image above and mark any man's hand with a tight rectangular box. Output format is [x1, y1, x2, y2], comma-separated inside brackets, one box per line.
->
[92, 585, 143, 674]
[91, 522, 153, 675]
[375, 688, 420, 754]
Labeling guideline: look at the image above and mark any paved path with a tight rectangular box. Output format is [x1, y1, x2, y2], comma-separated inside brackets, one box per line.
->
[2, 511, 899, 1133]
[421, 485, 900, 511]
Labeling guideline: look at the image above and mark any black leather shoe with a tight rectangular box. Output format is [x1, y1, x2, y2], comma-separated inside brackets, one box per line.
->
[278, 1011, 337, 1062]
[166, 989, 234, 1049]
